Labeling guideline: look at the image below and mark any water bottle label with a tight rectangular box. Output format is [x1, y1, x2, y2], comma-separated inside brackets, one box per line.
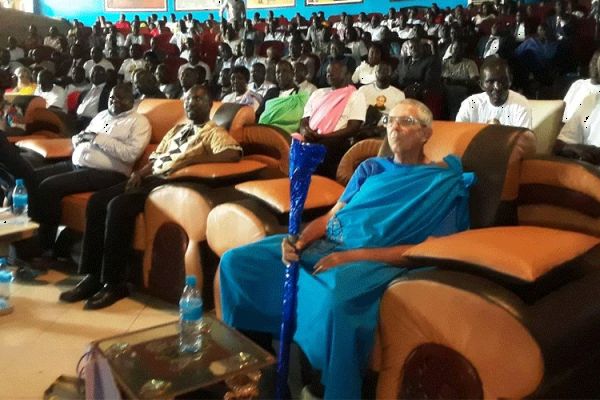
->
[180, 299, 203, 321]
[13, 194, 28, 208]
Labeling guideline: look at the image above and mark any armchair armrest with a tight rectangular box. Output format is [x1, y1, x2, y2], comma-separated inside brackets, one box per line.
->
[15, 138, 73, 159]
[240, 124, 291, 175]
[519, 156, 600, 235]
[167, 159, 266, 181]
[235, 175, 344, 214]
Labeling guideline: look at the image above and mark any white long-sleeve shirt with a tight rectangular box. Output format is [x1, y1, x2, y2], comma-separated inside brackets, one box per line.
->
[71, 109, 151, 175]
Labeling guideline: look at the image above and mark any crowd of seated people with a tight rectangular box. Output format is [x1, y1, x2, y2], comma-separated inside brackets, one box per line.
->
[0, 1, 596, 130]
[0, 0, 598, 300]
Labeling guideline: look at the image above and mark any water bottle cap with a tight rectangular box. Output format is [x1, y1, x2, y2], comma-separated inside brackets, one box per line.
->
[185, 275, 197, 286]
[0, 270, 13, 283]
[15, 179, 24, 185]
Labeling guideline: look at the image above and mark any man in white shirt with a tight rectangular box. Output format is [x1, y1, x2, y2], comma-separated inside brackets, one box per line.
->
[249, 62, 276, 98]
[34, 70, 66, 112]
[234, 39, 265, 71]
[7, 36, 24, 61]
[83, 47, 115, 79]
[358, 62, 405, 122]
[76, 65, 111, 129]
[178, 49, 212, 83]
[300, 60, 367, 177]
[123, 23, 146, 48]
[0, 84, 151, 258]
[367, 15, 387, 42]
[352, 44, 382, 86]
[456, 58, 531, 128]
[118, 44, 147, 83]
[294, 62, 317, 96]
[562, 50, 600, 122]
[554, 93, 600, 163]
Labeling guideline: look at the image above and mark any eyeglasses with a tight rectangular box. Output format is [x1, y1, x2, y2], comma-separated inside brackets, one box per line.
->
[385, 115, 425, 127]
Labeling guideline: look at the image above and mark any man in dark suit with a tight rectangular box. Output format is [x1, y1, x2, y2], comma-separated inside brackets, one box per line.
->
[74, 65, 113, 132]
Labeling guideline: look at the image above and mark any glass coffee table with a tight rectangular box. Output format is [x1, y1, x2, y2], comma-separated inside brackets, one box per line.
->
[94, 314, 276, 399]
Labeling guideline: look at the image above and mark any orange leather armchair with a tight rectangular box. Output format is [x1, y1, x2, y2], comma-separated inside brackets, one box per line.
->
[209, 122, 600, 399]
[136, 104, 296, 304]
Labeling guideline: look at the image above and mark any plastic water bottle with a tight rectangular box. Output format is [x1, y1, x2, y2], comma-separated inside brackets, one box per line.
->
[11, 179, 28, 224]
[179, 275, 203, 353]
[0, 269, 13, 314]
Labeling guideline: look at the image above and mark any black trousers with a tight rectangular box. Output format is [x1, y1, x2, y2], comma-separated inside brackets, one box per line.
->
[79, 176, 167, 284]
[0, 133, 127, 250]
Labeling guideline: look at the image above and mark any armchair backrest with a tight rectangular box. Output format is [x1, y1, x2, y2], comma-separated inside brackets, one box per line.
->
[211, 102, 256, 142]
[377, 121, 536, 228]
[136, 98, 186, 168]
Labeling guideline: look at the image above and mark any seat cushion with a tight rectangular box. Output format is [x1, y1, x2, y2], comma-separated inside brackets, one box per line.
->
[168, 159, 266, 180]
[16, 138, 73, 159]
[404, 226, 600, 282]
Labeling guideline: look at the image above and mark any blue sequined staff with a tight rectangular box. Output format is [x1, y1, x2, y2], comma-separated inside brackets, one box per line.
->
[276, 139, 326, 399]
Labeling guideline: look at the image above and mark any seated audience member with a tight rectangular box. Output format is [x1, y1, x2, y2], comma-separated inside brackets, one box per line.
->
[178, 49, 212, 83]
[29, 48, 56, 75]
[8, 67, 37, 95]
[132, 69, 166, 103]
[358, 62, 405, 127]
[249, 62, 276, 98]
[399, 25, 435, 58]
[83, 47, 115, 79]
[213, 43, 236, 84]
[65, 66, 91, 96]
[513, 24, 559, 86]
[219, 99, 474, 400]
[218, 67, 233, 100]
[285, 38, 304, 63]
[265, 20, 285, 42]
[155, 63, 182, 99]
[124, 23, 146, 48]
[24, 25, 42, 51]
[59, 85, 241, 309]
[0, 84, 151, 258]
[104, 26, 126, 58]
[234, 39, 264, 71]
[0, 48, 21, 75]
[553, 93, 600, 163]
[88, 24, 106, 50]
[510, 10, 531, 43]
[7, 36, 25, 62]
[317, 40, 357, 88]
[456, 57, 532, 128]
[546, 0, 575, 40]
[367, 14, 387, 42]
[294, 62, 317, 96]
[34, 70, 66, 112]
[179, 67, 201, 99]
[442, 41, 480, 85]
[265, 46, 282, 84]
[115, 14, 132, 35]
[476, 22, 504, 59]
[345, 27, 368, 65]
[306, 16, 328, 56]
[352, 44, 382, 86]
[258, 60, 308, 133]
[472, 2, 496, 26]
[222, 65, 262, 111]
[299, 60, 367, 177]
[118, 44, 147, 83]
[562, 50, 600, 122]
[396, 38, 441, 92]
[43, 26, 64, 51]
[75, 66, 112, 130]
[392, 13, 414, 40]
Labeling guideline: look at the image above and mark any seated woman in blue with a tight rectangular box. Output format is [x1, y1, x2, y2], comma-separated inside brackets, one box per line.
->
[219, 99, 475, 399]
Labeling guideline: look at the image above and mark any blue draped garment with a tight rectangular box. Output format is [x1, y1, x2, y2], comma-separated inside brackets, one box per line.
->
[220, 155, 475, 399]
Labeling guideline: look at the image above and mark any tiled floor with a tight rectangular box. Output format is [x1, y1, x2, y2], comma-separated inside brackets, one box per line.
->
[0, 269, 178, 399]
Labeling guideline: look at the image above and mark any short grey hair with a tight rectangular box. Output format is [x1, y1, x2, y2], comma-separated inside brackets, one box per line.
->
[397, 98, 433, 127]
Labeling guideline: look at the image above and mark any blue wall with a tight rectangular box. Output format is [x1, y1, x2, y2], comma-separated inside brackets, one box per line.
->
[38, 0, 466, 27]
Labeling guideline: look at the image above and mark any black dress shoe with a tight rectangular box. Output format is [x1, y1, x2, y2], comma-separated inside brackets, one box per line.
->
[84, 283, 129, 310]
[59, 275, 102, 303]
